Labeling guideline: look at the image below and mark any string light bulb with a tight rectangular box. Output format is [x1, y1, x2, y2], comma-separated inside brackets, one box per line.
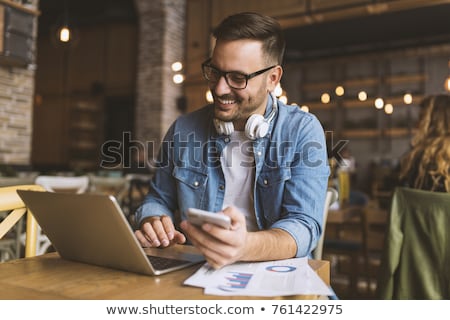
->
[274, 83, 283, 97]
[171, 62, 183, 72]
[358, 91, 367, 101]
[374, 97, 384, 109]
[384, 103, 394, 114]
[321, 93, 331, 104]
[403, 93, 413, 104]
[335, 86, 345, 96]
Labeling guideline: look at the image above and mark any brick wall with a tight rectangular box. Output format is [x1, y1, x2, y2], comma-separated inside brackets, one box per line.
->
[0, 67, 35, 165]
[0, 1, 39, 169]
[134, 0, 186, 158]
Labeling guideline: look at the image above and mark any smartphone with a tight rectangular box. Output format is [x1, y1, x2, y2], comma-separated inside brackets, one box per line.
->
[186, 208, 231, 229]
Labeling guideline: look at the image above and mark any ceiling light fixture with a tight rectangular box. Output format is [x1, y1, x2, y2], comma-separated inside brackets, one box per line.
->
[58, 0, 71, 43]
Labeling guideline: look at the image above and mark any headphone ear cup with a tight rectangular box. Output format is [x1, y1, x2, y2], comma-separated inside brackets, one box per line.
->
[214, 118, 234, 135]
[245, 114, 268, 140]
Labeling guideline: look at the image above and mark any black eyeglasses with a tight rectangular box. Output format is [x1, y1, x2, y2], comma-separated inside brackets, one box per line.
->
[201, 59, 277, 90]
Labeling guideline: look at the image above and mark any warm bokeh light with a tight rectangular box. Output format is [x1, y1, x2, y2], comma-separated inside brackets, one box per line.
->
[274, 83, 283, 97]
[403, 93, 413, 104]
[446, 76, 450, 92]
[300, 105, 309, 112]
[335, 86, 345, 96]
[172, 74, 184, 84]
[59, 27, 71, 42]
[171, 62, 183, 72]
[374, 97, 384, 109]
[321, 93, 331, 104]
[205, 90, 213, 103]
[279, 95, 288, 104]
[358, 91, 367, 101]
[384, 103, 394, 114]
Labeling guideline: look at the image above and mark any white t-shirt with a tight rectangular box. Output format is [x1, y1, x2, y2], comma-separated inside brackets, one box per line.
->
[220, 131, 258, 231]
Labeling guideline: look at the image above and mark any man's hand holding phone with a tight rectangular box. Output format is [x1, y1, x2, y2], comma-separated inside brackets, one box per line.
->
[186, 208, 232, 229]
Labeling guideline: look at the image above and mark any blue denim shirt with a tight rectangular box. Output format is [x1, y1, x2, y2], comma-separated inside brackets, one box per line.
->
[136, 94, 330, 257]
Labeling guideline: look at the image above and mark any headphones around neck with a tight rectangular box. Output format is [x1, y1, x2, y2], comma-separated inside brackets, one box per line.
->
[213, 93, 278, 140]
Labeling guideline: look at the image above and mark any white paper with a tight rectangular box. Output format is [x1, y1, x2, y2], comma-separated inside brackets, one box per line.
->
[184, 257, 332, 297]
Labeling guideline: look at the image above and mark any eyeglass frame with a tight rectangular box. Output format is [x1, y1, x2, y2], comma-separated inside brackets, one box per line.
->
[201, 59, 277, 90]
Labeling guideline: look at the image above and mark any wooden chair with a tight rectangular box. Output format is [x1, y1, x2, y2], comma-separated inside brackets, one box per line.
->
[0, 185, 45, 261]
[322, 204, 370, 298]
[312, 187, 339, 260]
[35, 175, 89, 194]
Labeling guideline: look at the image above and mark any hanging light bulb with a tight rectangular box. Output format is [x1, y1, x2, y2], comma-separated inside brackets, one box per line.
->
[58, 0, 72, 43]
[59, 26, 71, 42]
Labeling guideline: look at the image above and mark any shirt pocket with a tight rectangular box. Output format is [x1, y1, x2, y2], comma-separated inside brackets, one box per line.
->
[172, 166, 208, 208]
[173, 166, 207, 189]
[257, 167, 291, 188]
[256, 167, 291, 225]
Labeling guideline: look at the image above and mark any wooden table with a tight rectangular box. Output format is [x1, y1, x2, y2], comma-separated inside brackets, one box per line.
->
[0, 252, 329, 299]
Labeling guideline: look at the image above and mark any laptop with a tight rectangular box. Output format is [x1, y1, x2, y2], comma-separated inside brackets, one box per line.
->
[17, 190, 205, 275]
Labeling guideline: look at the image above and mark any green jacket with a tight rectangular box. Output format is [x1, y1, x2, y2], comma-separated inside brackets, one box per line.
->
[377, 187, 450, 299]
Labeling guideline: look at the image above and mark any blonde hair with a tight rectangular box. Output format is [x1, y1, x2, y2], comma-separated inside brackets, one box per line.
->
[399, 94, 450, 192]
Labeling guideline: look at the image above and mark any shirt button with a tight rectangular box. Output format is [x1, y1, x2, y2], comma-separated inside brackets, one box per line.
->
[256, 151, 262, 157]
[193, 181, 199, 187]
[219, 185, 225, 190]
[263, 179, 268, 185]
[224, 137, 230, 143]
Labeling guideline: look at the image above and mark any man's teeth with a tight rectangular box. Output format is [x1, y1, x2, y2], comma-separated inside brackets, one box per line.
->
[218, 98, 235, 104]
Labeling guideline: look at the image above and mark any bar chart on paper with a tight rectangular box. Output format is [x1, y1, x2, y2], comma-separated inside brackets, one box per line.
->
[222, 272, 253, 290]
[184, 258, 333, 296]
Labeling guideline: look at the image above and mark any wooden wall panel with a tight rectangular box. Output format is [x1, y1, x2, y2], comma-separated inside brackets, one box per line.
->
[185, 0, 211, 77]
[67, 27, 105, 93]
[104, 23, 137, 95]
[210, 0, 306, 27]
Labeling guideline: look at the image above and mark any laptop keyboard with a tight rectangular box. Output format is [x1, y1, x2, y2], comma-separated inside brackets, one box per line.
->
[147, 255, 191, 270]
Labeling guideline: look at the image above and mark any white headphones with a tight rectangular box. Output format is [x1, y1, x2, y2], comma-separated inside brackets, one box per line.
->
[213, 93, 278, 140]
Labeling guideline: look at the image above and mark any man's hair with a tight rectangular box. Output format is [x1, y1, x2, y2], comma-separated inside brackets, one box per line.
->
[212, 12, 285, 65]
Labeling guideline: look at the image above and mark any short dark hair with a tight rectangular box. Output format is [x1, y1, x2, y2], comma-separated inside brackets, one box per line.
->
[212, 12, 285, 65]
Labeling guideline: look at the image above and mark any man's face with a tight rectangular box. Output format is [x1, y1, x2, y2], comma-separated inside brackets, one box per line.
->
[209, 39, 279, 130]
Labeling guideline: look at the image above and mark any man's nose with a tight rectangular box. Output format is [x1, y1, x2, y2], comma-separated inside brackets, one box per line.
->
[213, 76, 232, 95]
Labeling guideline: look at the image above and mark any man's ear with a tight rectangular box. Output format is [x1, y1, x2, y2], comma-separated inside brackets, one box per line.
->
[267, 65, 283, 92]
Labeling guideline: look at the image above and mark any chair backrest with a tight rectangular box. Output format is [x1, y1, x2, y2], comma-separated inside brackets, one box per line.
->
[35, 175, 89, 194]
[312, 187, 339, 260]
[377, 187, 450, 299]
[0, 184, 45, 258]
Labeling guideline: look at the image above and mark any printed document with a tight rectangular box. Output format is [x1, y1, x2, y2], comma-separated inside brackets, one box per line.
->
[184, 257, 332, 296]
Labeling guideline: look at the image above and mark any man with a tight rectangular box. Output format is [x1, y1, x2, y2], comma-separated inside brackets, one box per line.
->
[135, 12, 330, 269]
